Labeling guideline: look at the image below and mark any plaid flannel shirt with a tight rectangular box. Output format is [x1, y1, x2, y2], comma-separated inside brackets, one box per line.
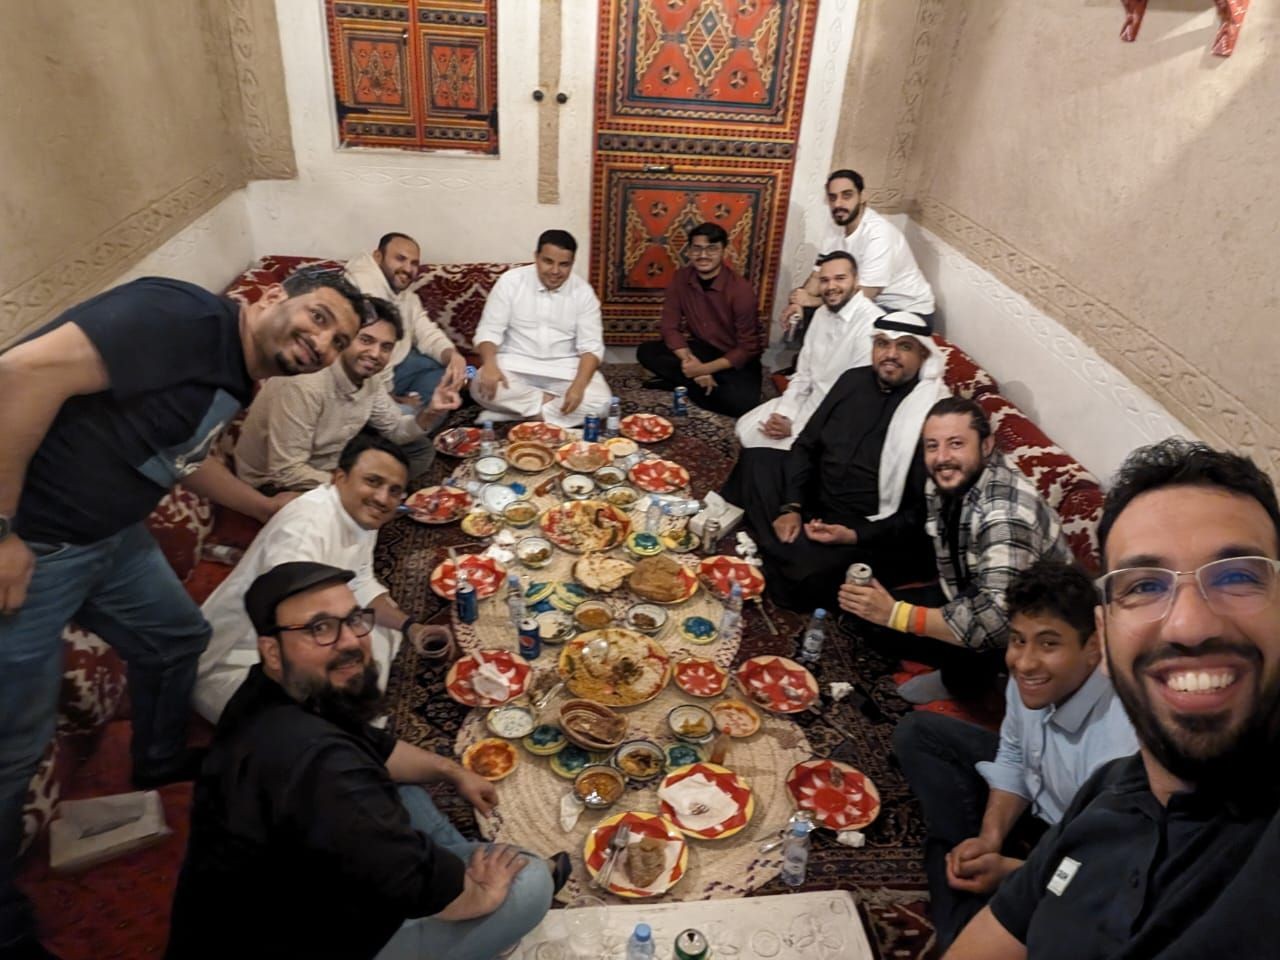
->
[926, 455, 1071, 650]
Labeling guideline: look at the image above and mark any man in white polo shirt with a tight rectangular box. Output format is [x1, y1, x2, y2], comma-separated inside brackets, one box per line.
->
[471, 229, 610, 428]
[783, 168, 935, 327]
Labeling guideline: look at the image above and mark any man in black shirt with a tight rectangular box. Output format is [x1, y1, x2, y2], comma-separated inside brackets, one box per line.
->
[0, 271, 365, 956]
[946, 438, 1280, 959]
[733, 313, 948, 610]
[167, 562, 557, 960]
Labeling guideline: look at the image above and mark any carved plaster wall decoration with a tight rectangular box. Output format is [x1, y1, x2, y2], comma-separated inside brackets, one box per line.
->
[537, 0, 562, 204]
[878, 0, 945, 213]
[0, 169, 231, 349]
[1120, 0, 1251, 57]
[918, 197, 1280, 480]
[225, 0, 298, 179]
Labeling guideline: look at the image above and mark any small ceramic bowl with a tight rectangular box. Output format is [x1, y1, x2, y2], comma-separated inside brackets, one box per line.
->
[611, 739, 666, 783]
[536, 610, 575, 645]
[573, 764, 626, 809]
[502, 499, 538, 528]
[665, 741, 706, 769]
[625, 602, 668, 635]
[516, 536, 554, 568]
[667, 704, 717, 744]
[485, 704, 536, 740]
[561, 473, 596, 499]
[593, 465, 627, 488]
[475, 455, 508, 482]
[603, 484, 641, 509]
[624, 531, 665, 557]
[506, 441, 555, 473]
[573, 600, 614, 631]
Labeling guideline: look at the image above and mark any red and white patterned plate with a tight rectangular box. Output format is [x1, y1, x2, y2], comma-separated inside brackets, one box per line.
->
[445, 650, 532, 707]
[556, 440, 613, 473]
[658, 762, 755, 840]
[620, 413, 674, 443]
[508, 421, 568, 445]
[673, 657, 729, 698]
[785, 759, 881, 831]
[697, 556, 766, 601]
[628, 459, 690, 494]
[433, 426, 483, 458]
[429, 554, 507, 598]
[583, 811, 688, 897]
[405, 486, 472, 524]
[734, 656, 820, 714]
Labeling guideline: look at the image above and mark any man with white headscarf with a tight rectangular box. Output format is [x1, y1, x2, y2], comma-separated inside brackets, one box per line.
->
[735, 313, 950, 610]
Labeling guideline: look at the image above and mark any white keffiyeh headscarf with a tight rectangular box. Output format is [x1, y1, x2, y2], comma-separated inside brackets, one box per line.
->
[869, 312, 951, 521]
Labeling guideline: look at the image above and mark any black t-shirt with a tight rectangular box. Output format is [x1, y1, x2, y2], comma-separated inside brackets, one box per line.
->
[14, 277, 253, 544]
[989, 753, 1280, 959]
[167, 665, 468, 960]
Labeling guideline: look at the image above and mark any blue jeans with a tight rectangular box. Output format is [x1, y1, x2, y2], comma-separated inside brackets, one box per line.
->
[393, 347, 448, 399]
[376, 786, 552, 960]
[0, 523, 210, 943]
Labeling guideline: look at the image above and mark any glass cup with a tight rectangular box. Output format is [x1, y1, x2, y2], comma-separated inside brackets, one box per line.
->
[564, 894, 606, 959]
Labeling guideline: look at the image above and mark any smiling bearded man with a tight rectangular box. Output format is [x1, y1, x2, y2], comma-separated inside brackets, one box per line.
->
[944, 438, 1280, 960]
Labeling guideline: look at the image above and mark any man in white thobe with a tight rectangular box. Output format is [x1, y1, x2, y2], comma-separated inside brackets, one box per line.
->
[783, 168, 935, 326]
[192, 434, 454, 722]
[737, 251, 884, 451]
[344, 231, 468, 400]
[471, 229, 610, 428]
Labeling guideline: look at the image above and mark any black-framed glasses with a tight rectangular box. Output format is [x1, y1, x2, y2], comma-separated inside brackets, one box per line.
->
[274, 607, 376, 646]
[1096, 556, 1280, 624]
[686, 243, 722, 259]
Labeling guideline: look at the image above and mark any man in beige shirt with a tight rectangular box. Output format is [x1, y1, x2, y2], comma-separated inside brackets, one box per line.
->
[234, 299, 460, 492]
[345, 232, 467, 402]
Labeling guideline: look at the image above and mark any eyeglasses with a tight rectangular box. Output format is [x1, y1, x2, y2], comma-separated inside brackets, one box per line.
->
[686, 245, 721, 259]
[1097, 556, 1280, 624]
[274, 607, 376, 646]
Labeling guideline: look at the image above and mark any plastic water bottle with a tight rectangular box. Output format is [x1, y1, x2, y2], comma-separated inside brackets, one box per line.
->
[605, 396, 622, 438]
[506, 574, 525, 626]
[645, 496, 664, 534]
[479, 419, 498, 457]
[798, 608, 827, 666]
[626, 923, 656, 960]
[718, 581, 743, 637]
[780, 821, 811, 887]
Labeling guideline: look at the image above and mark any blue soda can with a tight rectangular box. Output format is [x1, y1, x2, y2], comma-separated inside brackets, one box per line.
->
[672, 386, 689, 417]
[455, 581, 478, 624]
[583, 415, 601, 442]
[518, 617, 541, 660]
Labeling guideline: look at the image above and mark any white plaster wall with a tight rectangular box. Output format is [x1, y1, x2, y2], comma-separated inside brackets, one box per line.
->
[250, 0, 598, 266]
[773, 0, 859, 333]
[904, 220, 1193, 486]
[109, 188, 256, 291]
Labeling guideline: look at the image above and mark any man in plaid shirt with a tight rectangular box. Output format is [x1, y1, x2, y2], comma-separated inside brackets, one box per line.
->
[840, 396, 1070, 701]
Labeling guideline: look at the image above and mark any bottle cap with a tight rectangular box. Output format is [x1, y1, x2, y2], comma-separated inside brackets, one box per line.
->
[790, 821, 809, 836]
[730, 582, 743, 596]
[814, 608, 827, 619]
[508, 574, 520, 586]
[634, 923, 652, 941]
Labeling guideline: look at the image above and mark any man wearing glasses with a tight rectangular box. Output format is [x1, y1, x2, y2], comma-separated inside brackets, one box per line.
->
[168, 561, 566, 960]
[636, 222, 764, 416]
[946, 438, 1280, 959]
[192, 433, 453, 723]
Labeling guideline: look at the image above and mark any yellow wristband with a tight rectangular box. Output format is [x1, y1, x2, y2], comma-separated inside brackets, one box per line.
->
[892, 602, 915, 633]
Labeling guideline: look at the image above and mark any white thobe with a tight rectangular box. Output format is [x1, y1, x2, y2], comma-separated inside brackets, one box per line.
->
[192, 484, 399, 722]
[821, 207, 935, 314]
[736, 294, 884, 450]
[472, 264, 610, 427]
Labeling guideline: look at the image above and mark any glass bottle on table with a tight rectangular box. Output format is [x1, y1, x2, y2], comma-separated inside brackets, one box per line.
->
[479, 418, 498, 457]
[605, 396, 622, 438]
[506, 574, 526, 626]
[797, 608, 827, 667]
[780, 820, 811, 887]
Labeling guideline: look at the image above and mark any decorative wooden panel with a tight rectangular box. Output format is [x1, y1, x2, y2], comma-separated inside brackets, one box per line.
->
[326, 0, 499, 154]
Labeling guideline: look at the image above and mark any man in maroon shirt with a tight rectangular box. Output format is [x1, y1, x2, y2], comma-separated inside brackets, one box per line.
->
[637, 222, 764, 416]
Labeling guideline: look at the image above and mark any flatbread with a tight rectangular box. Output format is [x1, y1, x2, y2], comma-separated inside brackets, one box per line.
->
[574, 554, 635, 592]
[629, 554, 689, 603]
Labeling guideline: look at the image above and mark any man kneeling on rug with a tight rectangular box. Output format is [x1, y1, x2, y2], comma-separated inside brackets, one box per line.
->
[192, 434, 454, 723]
[168, 562, 570, 960]
[893, 561, 1137, 952]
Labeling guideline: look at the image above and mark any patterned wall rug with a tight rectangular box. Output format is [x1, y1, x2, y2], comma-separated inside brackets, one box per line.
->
[378, 365, 939, 959]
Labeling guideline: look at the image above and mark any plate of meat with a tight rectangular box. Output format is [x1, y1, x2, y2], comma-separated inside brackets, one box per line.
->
[620, 414, 674, 443]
